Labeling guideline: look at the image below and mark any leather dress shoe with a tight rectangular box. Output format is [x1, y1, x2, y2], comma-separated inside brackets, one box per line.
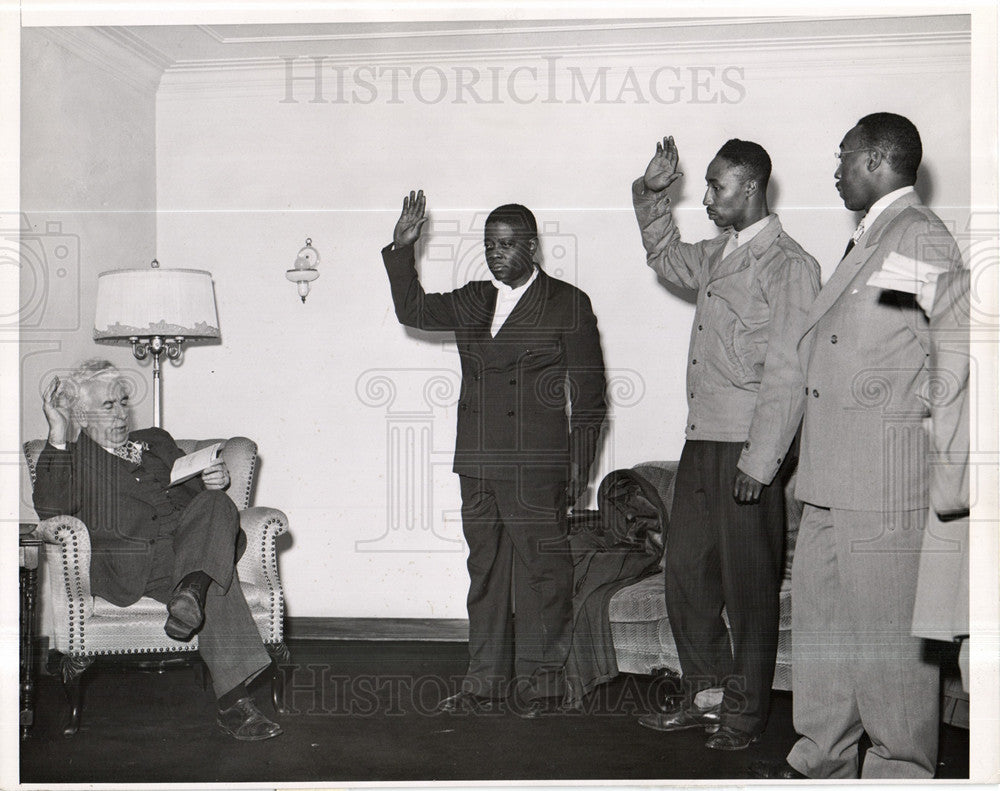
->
[512, 696, 573, 719]
[164, 587, 204, 641]
[437, 691, 497, 714]
[748, 759, 808, 779]
[217, 696, 283, 741]
[705, 724, 760, 751]
[637, 700, 721, 733]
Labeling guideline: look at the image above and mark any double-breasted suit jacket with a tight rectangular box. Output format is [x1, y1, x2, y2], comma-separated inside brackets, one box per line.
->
[796, 191, 964, 511]
[786, 190, 965, 779]
[382, 242, 607, 485]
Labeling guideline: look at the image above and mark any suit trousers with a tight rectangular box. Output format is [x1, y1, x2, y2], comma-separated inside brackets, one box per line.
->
[145, 489, 271, 698]
[787, 504, 939, 779]
[664, 440, 784, 735]
[458, 474, 572, 701]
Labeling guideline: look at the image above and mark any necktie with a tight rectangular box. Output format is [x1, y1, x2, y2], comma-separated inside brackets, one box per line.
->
[842, 220, 866, 260]
[112, 439, 144, 465]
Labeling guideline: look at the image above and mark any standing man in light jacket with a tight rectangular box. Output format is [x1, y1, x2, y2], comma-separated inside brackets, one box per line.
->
[632, 137, 821, 750]
[382, 191, 607, 718]
[750, 112, 966, 780]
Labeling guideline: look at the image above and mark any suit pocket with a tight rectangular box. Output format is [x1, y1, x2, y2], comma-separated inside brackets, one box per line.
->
[517, 340, 563, 370]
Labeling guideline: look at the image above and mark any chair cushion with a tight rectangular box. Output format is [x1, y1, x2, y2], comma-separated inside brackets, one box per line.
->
[72, 581, 279, 656]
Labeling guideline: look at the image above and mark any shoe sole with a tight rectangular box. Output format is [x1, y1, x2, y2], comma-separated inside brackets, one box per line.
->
[437, 698, 496, 714]
[705, 733, 761, 751]
[165, 591, 204, 641]
[216, 720, 284, 741]
[638, 718, 717, 733]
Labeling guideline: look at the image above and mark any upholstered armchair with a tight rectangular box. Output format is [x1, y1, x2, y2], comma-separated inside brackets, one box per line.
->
[23, 436, 290, 736]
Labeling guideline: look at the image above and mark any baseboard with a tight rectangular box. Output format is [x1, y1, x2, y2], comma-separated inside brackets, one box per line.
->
[285, 617, 469, 642]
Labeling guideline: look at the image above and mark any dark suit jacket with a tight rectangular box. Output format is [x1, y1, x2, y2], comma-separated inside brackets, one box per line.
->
[383, 243, 607, 484]
[33, 427, 207, 606]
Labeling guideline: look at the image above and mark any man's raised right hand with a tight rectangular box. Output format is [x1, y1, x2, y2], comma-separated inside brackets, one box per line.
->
[643, 135, 684, 192]
[393, 189, 429, 248]
[42, 375, 72, 446]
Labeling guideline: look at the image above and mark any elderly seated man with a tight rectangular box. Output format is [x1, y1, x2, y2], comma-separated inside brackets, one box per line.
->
[32, 358, 282, 741]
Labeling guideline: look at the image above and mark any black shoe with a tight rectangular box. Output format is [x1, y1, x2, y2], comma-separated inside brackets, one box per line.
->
[437, 691, 497, 714]
[164, 587, 204, 641]
[705, 724, 761, 751]
[216, 697, 283, 741]
[637, 700, 721, 732]
[512, 696, 573, 719]
[748, 759, 807, 779]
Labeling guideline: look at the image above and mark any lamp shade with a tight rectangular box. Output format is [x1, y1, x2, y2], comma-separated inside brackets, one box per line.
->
[94, 268, 220, 341]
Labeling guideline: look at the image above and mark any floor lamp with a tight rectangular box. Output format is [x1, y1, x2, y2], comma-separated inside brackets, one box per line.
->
[93, 262, 220, 427]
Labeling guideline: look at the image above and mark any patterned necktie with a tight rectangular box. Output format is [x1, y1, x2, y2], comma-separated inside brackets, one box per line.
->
[112, 439, 144, 465]
[842, 219, 866, 260]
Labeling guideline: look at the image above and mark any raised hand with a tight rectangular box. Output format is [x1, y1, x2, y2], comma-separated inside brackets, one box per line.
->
[643, 135, 684, 192]
[393, 189, 429, 248]
[42, 375, 73, 446]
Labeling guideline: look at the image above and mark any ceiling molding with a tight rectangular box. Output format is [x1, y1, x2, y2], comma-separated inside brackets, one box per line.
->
[32, 19, 970, 94]
[39, 27, 169, 93]
[157, 29, 969, 76]
[193, 17, 800, 44]
[155, 48, 969, 102]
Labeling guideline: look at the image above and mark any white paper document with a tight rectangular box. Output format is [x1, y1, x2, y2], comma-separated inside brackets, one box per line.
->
[866, 250, 946, 294]
[169, 441, 224, 486]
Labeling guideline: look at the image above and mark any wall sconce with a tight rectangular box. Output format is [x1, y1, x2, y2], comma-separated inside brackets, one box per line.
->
[286, 238, 320, 303]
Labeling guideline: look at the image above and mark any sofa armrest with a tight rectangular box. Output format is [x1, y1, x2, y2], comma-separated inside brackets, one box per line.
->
[36, 515, 95, 624]
[630, 461, 680, 521]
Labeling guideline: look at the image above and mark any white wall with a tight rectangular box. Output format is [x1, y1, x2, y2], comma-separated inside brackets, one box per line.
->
[19, 28, 159, 516]
[153, 19, 970, 619]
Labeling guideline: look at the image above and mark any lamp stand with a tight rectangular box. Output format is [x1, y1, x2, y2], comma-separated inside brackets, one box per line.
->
[130, 335, 184, 428]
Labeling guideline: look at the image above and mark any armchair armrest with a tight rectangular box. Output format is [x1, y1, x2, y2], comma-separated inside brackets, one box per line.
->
[237, 506, 289, 592]
[36, 514, 95, 625]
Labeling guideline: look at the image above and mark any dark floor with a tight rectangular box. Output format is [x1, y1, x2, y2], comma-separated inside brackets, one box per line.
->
[20, 639, 969, 784]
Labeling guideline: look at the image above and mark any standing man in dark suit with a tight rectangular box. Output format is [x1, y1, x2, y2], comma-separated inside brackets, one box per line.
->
[382, 191, 607, 717]
[33, 359, 282, 741]
[751, 112, 965, 780]
[631, 137, 820, 750]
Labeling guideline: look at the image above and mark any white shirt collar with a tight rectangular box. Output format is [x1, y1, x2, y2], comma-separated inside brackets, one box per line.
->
[731, 214, 772, 248]
[860, 185, 915, 233]
[490, 265, 538, 296]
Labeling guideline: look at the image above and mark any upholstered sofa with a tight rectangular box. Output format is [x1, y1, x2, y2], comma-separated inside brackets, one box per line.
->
[607, 460, 800, 691]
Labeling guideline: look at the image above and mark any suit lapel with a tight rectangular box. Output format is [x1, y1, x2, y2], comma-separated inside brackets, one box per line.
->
[801, 244, 873, 331]
[493, 268, 546, 336]
[801, 193, 921, 335]
[77, 431, 146, 499]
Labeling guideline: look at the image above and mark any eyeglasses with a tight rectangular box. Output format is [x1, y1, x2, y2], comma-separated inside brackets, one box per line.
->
[835, 147, 883, 161]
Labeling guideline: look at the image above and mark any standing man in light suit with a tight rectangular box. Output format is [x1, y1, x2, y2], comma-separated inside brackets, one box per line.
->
[751, 112, 965, 780]
[382, 191, 607, 718]
[632, 137, 820, 750]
